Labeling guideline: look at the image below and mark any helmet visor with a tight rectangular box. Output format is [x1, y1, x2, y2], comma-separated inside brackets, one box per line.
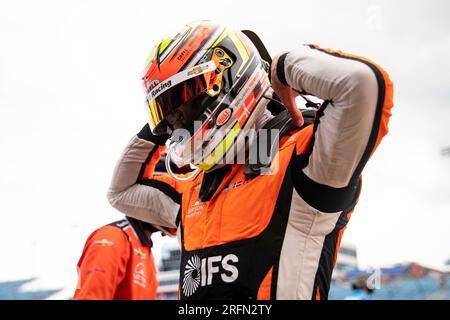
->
[145, 61, 216, 134]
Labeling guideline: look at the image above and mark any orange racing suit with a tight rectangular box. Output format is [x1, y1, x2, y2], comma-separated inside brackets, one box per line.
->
[73, 218, 158, 300]
[107, 45, 393, 299]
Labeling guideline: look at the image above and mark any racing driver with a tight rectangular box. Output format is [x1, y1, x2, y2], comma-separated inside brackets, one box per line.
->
[107, 21, 394, 300]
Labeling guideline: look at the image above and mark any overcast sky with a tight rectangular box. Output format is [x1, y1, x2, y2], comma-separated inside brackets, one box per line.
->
[1, 0, 449, 298]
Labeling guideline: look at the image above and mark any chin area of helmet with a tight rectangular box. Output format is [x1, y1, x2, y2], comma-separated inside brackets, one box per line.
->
[146, 48, 234, 135]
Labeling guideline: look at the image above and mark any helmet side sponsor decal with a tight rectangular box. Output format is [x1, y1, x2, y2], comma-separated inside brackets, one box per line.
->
[177, 48, 190, 62]
[182, 254, 239, 297]
[147, 79, 160, 91]
[149, 79, 173, 100]
[215, 108, 232, 127]
[187, 64, 212, 77]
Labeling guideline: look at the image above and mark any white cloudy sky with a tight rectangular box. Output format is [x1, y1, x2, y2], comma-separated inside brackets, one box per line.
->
[1, 0, 449, 298]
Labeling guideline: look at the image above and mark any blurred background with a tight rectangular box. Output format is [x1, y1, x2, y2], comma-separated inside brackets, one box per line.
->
[0, 0, 449, 299]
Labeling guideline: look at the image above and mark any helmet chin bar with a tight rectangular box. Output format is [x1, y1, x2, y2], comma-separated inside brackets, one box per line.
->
[165, 150, 201, 182]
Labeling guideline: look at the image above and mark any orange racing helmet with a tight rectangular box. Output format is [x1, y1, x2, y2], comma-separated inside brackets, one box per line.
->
[143, 21, 271, 173]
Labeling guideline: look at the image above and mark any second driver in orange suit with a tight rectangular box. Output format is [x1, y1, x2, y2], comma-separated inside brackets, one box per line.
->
[73, 217, 159, 300]
[107, 21, 394, 300]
